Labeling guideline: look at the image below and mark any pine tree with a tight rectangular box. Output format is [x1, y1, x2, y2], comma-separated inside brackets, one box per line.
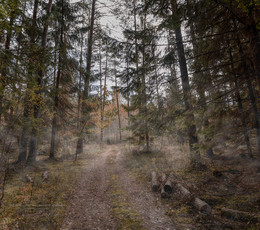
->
[75, 0, 97, 155]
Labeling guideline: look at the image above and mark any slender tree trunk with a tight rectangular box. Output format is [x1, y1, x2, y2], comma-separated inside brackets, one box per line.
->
[188, 15, 214, 158]
[155, 64, 160, 107]
[142, 52, 149, 152]
[235, 32, 260, 160]
[49, 0, 63, 159]
[170, 0, 200, 165]
[75, 32, 83, 157]
[141, 4, 149, 152]
[114, 61, 122, 142]
[167, 31, 179, 102]
[76, 32, 83, 159]
[0, 12, 15, 121]
[133, 0, 147, 148]
[126, 56, 130, 125]
[228, 45, 253, 158]
[99, 43, 104, 143]
[27, 0, 53, 164]
[101, 50, 108, 142]
[133, 0, 141, 100]
[76, 0, 96, 155]
[18, 0, 39, 163]
[249, 20, 260, 98]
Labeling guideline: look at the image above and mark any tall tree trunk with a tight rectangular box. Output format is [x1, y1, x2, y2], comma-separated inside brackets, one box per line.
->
[99, 42, 104, 143]
[133, 0, 148, 148]
[142, 51, 149, 152]
[50, 1, 63, 159]
[228, 44, 253, 158]
[101, 49, 108, 142]
[75, 0, 96, 155]
[248, 20, 260, 98]
[235, 29, 260, 160]
[114, 60, 122, 142]
[76, 32, 83, 158]
[141, 3, 149, 152]
[27, 0, 53, 164]
[155, 61, 160, 108]
[18, 0, 39, 163]
[0, 11, 15, 121]
[126, 56, 130, 125]
[188, 11, 214, 158]
[170, 0, 201, 165]
[167, 30, 179, 102]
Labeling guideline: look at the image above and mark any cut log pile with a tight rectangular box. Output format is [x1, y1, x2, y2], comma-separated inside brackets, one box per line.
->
[151, 171, 212, 215]
[151, 172, 260, 222]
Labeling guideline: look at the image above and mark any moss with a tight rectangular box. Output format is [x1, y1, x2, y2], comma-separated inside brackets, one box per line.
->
[110, 185, 145, 230]
[224, 195, 260, 213]
[166, 205, 193, 225]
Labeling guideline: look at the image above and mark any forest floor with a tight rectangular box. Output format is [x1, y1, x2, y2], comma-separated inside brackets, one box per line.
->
[60, 145, 175, 230]
[1, 143, 260, 229]
[61, 142, 260, 229]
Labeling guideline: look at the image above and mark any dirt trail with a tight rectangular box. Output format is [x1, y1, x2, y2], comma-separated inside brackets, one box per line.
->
[115, 150, 175, 230]
[61, 146, 175, 230]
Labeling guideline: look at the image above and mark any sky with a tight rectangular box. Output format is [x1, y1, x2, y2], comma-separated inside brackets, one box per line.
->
[70, 0, 123, 96]
[71, 0, 124, 40]
[69, 0, 173, 99]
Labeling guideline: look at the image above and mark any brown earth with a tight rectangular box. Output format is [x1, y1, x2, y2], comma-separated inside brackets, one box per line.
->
[61, 146, 175, 230]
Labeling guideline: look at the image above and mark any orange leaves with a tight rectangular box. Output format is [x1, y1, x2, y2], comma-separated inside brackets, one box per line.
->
[15, 183, 33, 203]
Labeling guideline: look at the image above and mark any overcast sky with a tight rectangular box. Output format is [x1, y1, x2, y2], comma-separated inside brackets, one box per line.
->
[71, 0, 123, 41]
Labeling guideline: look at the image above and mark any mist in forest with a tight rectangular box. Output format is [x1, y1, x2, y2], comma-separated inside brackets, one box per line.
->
[0, 0, 260, 229]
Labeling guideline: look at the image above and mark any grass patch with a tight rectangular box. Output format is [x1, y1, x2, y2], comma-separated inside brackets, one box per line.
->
[170, 205, 193, 224]
[108, 153, 145, 230]
[124, 144, 190, 179]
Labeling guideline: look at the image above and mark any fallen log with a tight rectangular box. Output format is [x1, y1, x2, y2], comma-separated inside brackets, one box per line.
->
[176, 183, 211, 214]
[194, 197, 212, 215]
[221, 207, 259, 222]
[151, 172, 159, 192]
[176, 183, 192, 199]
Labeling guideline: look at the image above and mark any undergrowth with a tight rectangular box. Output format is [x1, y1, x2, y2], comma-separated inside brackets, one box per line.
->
[0, 145, 101, 229]
[123, 143, 260, 229]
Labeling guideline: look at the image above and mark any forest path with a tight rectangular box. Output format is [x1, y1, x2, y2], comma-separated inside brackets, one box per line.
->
[61, 145, 175, 230]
